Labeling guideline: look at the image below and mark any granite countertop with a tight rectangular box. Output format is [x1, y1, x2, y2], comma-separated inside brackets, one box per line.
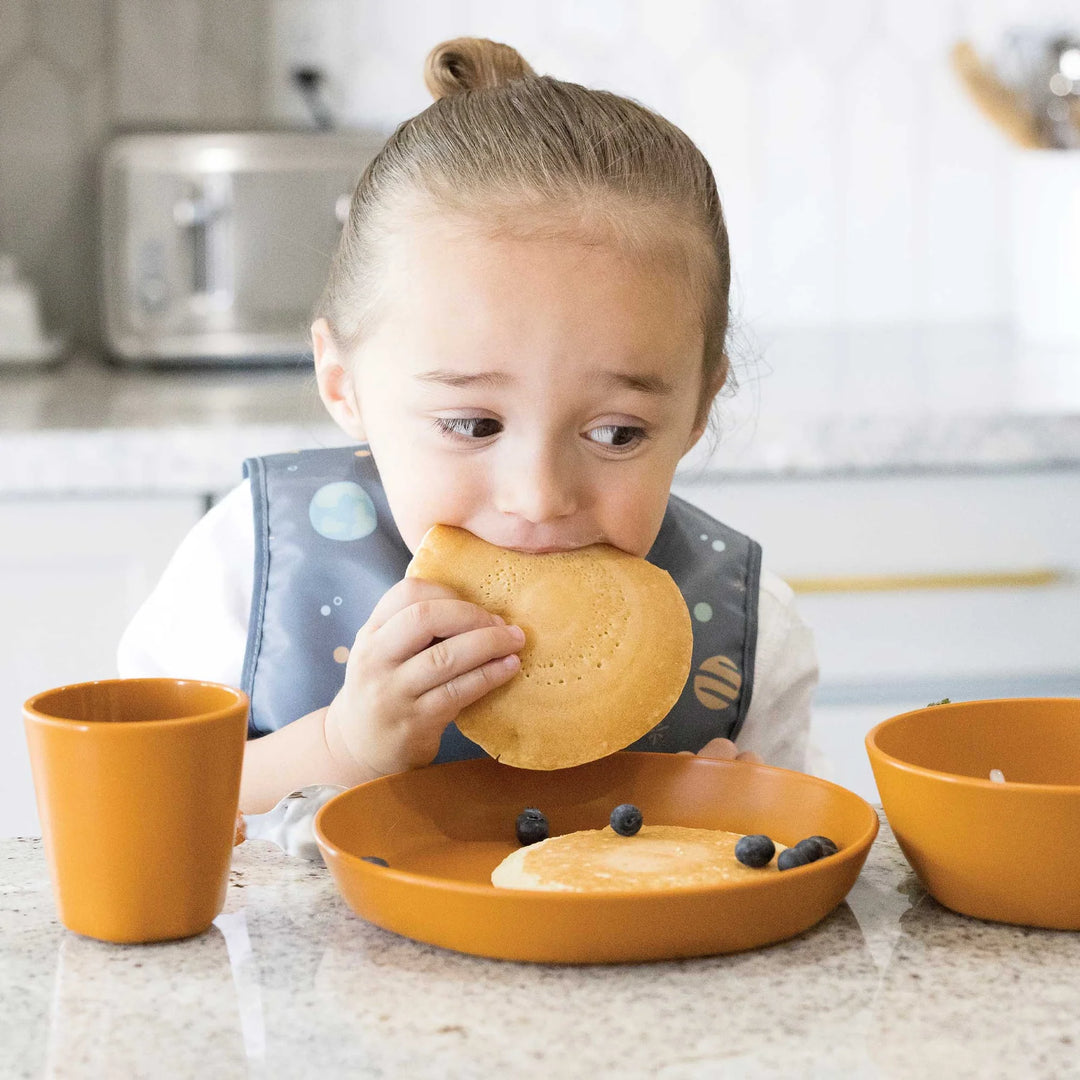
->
[3, 324, 1080, 497]
[3, 813, 1079, 1079]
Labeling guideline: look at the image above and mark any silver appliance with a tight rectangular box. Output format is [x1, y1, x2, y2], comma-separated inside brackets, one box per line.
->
[101, 131, 384, 366]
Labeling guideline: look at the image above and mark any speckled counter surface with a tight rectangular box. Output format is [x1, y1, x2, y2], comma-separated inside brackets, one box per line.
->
[3, 814, 1078, 1079]
[4, 324, 1080, 497]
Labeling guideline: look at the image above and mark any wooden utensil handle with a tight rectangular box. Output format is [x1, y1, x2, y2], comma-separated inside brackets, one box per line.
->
[950, 40, 1051, 150]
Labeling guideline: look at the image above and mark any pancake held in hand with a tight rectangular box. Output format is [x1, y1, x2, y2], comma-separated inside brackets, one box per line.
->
[491, 825, 786, 891]
[405, 525, 693, 769]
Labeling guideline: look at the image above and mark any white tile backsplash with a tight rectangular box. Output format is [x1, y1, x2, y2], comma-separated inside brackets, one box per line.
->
[270, 0, 1078, 329]
[0, 0, 31, 70]
[34, 0, 108, 76]
[115, 0, 203, 122]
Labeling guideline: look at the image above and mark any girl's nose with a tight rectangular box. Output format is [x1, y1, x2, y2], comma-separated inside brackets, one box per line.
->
[495, 445, 579, 524]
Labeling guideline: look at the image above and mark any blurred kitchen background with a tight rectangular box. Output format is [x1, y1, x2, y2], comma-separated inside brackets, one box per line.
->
[2, 0, 1079, 833]
[3, 0, 1080, 343]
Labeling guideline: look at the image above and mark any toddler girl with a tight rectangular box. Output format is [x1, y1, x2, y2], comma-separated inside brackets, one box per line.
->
[119, 38, 818, 812]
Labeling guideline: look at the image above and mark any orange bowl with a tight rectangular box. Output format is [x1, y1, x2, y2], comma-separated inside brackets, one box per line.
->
[314, 752, 878, 963]
[866, 697, 1080, 930]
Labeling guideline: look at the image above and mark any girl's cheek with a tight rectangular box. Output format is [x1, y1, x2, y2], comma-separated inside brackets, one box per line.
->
[604, 492, 664, 557]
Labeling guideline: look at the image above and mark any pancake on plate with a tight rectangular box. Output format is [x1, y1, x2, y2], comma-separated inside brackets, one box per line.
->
[491, 825, 786, 891]
[406, 525, 693, 770]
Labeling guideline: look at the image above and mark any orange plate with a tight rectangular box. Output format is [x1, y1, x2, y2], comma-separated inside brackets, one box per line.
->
[314, 752, 879, 963]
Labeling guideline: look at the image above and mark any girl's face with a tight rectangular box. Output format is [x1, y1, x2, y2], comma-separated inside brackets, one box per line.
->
[315, 217, 715, 558]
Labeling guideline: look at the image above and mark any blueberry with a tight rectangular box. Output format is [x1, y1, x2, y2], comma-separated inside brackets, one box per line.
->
[777, 846, 812, 871]
[610, 803, 643, 836]
[794, 837, 826, 862]
[361, 855, 389, 867]
[734, 834, 776, 868]
[515, 807, 549, 845]
[805, 835, 839, 858]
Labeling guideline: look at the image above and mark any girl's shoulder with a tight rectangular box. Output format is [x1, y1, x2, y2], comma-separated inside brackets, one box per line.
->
[116, 480, 254, 683]
[759, 566, 796, 608]
[202, 478, 255, 538]
[756, 566, 814, 656]
[163, 479, 255, 571]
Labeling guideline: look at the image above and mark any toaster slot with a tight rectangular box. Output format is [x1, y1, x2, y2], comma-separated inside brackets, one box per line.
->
[173, 173, 234, 316]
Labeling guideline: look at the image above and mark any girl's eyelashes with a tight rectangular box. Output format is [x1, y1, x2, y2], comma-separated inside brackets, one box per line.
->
[432, 417, 648, 452]
[588, 424, 648, 451]
[433, 416, 503, 440]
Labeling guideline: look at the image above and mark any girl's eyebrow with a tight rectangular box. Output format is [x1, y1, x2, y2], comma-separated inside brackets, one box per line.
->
[415, 369, 511, 388]
[415, 369, 673, 394]
[604, 371, 674, 395]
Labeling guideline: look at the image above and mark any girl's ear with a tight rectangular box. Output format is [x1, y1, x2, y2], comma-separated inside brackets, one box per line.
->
[312, 318, 367, 440]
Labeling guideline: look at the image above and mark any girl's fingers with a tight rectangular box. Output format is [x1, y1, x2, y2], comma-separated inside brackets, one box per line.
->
[415, 651, 522, 717]
[696, 737, 739, 761]
[364, 576, 465, 633]
[677, 743, 763, 764]
[695, 738, 763, 764]
[397, 623, 525, 698]
[375, 597, 512, 665]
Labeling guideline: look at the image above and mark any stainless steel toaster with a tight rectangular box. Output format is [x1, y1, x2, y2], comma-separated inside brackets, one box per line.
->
[100, 131, 384, 366]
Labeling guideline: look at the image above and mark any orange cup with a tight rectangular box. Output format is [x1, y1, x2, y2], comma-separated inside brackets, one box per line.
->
[23, 678, 248, 943]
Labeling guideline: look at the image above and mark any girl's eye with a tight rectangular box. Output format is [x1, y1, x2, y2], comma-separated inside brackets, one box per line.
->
[589, 425, 647, 450]
[434, 417, 503, 439]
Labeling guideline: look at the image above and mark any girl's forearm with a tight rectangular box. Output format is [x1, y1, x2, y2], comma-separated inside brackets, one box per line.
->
[239, 707, 379, 813]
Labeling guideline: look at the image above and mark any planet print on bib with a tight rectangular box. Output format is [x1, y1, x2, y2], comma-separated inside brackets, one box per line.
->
[693, 654, 742, 711]
[308, 482, 377, 541]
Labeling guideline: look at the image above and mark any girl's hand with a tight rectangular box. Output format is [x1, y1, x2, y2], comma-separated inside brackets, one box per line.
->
[679, 737, 762, 764]
[324, 577, 524, 778]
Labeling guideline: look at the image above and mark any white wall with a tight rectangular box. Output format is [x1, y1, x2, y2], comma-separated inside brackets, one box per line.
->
[271, 0, 1078, 331]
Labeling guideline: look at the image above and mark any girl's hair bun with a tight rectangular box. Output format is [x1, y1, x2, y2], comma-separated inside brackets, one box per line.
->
[423, 37, 535, 100]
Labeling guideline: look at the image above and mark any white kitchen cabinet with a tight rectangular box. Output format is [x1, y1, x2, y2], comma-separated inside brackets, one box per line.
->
[0, 496, 204, 837]
[672, 469, 1080, 800]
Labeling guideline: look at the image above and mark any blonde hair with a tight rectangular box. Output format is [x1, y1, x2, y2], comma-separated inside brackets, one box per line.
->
[319, 37, 733, 405]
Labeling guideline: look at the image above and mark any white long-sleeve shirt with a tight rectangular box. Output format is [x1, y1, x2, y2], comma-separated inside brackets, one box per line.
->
[118, 481, 818, 770]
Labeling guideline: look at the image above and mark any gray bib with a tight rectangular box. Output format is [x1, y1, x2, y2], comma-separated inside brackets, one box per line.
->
[242, 446, 761, 760]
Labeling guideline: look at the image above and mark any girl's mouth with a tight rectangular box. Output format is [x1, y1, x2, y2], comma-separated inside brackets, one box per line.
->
[504, 544, 585, 554]
[448, 524, 608, 554]
[484, 533, 606, 555]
